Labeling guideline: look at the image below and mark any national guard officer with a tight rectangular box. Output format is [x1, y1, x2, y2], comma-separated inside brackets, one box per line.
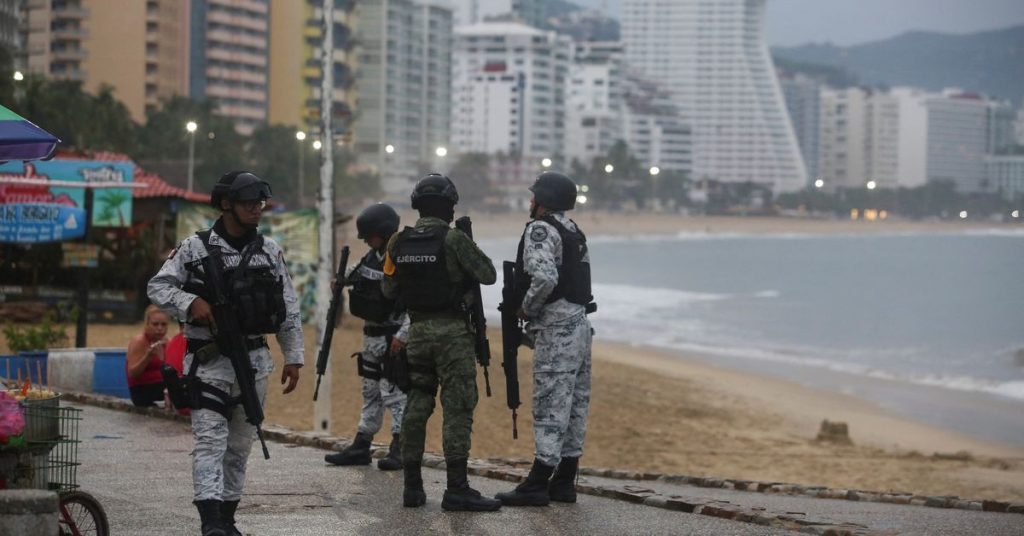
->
[325, 203, 408, 470]
[381, 174, 501, 511]
[148, 171, 304, 536]
[495, 171, 595, 507]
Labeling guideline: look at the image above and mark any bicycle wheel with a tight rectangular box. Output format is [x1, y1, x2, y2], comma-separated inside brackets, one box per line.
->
[58, 490, 110, 536]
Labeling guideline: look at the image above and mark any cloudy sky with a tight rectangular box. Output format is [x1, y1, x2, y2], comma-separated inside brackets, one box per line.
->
[474, 0, 1024, 46]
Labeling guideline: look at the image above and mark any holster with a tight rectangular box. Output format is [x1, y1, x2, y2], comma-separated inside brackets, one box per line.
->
[162, 365, 194, 410]
[382, 348, 412, 393]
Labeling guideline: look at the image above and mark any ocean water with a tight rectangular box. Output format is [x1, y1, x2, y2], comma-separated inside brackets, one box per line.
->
[478, 228, 1024, 445]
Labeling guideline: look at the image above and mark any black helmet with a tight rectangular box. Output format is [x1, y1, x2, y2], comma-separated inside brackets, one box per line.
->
[410, 173, 458, 209]
[356, 203, 400, 239]
[529, 171, 577, 211]
[210, 171, 273, 209]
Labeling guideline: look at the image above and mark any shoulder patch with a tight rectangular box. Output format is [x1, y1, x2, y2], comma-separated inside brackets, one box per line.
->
[530, 225, 548, 242]
[166, 248, 177, 260]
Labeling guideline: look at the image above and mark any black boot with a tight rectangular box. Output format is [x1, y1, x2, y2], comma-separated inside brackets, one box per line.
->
[403, 462, 427, 507]
[194, 500, 227, 536]
[441, 458, 501, 512]
[377, 433, 403, 471]
[325, 432, 373, 466]
[495, 458, 555, 506]
[220, 500, 242, 536]
[548, 456, 580, 503]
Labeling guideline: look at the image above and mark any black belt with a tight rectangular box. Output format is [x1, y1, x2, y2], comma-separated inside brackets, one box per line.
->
[363, 325, 401, 337]
[186, 337, 268, 354]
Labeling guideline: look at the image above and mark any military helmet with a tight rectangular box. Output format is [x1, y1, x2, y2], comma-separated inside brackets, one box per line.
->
[210, 171, 273, 209]
[410, 173, 459, 209]
[356, 202, 400, 239]
[529, 171, 578, 211]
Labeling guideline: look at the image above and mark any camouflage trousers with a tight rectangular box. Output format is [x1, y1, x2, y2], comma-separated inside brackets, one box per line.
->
[531, 313, 593, 467]
[191, 376, 268, 502]
[356, 335, 407, 437]
[401, 317, 478, 465]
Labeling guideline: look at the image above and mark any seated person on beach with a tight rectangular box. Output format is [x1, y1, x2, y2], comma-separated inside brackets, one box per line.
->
[126, 305, 169, 407]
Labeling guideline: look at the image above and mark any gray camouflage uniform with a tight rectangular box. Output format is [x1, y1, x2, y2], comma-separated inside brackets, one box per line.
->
[348, 254, 409, 436]
[148, 227, 304, 502]
[521, 212, 593, 468]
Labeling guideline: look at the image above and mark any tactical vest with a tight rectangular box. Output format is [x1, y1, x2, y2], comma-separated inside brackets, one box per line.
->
[392, 225, 460, 312]
[348, 250, 399, 323]
[515, 215, 593, 307]
[187, 230, 287, 335]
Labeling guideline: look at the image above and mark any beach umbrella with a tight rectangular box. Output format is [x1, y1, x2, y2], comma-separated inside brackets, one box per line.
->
[0, 104, 59, 161]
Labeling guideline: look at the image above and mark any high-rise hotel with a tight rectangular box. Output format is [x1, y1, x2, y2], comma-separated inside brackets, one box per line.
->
[621, 0, 806, 192]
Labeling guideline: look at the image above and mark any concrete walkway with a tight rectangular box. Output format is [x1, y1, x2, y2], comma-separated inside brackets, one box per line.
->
[68, 402, 1022, 535]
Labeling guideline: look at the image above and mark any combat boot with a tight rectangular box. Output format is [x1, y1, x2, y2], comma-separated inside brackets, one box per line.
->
[377, 433, 403, 471]
[441, 458, 501, 512]
[403, 462, 427, 507]
[495, 458, 554, 506]
[194, 499, 227, 536]
[220, 500, 242, 536]
[324, 431, 373, 466]
[548, 456, 580, 503]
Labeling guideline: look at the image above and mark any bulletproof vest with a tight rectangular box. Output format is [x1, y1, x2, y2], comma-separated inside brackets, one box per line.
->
[392, 225, 460, 312]
[348, 250, 399, 323]
[515, 215, 593, 307]
[189, 230, 287, 335]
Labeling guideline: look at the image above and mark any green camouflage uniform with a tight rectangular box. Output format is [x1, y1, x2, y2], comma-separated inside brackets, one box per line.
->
[382, 217, 496, 466]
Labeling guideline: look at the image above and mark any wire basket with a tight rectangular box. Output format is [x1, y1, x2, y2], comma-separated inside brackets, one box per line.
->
[0, 401, 82, 492]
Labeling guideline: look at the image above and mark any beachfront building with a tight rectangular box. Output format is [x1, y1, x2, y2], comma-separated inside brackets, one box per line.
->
[779, 72, 821, 185]
[188, 0, 271, 135]
[17, 0, 190, 122]
[564, 42, 624, 168]
[621, 75, 692, 174]
[451, 21, 571, 169]
[923, 91, 990, 193]
[986, 100, 1018, 155]
[621, 0, 807, 193]
[0, 0, 19, 56]
[820, 87, 902, 191]
[352, 0, 453, 198]
[268, 0, 355, 134]
[448, 0, 480, 27]
[986, 154, 1024, 200]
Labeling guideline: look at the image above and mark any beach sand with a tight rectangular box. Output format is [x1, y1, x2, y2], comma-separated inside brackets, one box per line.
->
[9, 321, 1022, 503]
[5, 214, 1022, 501]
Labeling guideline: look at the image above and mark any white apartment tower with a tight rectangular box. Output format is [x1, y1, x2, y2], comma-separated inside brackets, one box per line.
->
[621, 0, 806, 192]
[353, 0, 453, 197]
[451, 22, 571, 159]
[565, 42, 625, 167]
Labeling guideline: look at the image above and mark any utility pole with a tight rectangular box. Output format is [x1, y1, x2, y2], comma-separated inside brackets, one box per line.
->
[313, 0, 336, 434]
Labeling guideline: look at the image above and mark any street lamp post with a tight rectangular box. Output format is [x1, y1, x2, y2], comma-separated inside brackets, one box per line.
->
[185, 121, 198, 192]
[296, 131, 307, 207]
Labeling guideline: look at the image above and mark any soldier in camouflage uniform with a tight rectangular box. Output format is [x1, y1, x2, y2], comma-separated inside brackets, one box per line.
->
[148, 172, 304, 536]
[382, 174, 502, 512]
[496, 171, 595, 507]
[325, 203, 408, 470]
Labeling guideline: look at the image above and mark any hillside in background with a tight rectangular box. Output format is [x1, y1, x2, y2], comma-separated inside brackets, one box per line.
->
[772, 25, 1024, 103]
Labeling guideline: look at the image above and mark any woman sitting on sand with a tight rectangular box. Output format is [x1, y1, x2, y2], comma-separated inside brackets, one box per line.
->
[125, 305, 169, 407]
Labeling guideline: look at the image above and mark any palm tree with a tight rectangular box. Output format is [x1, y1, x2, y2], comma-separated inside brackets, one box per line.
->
[95, 190, 130, 227]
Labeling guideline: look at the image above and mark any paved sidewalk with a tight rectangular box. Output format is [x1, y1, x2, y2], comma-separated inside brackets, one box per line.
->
[69, 402, 1022, 535]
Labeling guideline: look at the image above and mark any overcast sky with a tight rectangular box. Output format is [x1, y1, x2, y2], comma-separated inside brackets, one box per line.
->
[474, 0, 1024, 46]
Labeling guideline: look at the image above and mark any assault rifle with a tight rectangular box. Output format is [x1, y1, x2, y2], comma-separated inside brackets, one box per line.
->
[454, 216, 492, 397]
[314, 245, 350, 401]
[498, 261, 522, 439]
[200, 246, 271, 459]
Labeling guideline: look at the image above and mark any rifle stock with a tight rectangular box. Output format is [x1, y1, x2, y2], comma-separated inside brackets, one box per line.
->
[314, 245, 350, 401]
[454, 216, 492, 397]
[499, 261, 522, 439]
[200, 249, 271, 459]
